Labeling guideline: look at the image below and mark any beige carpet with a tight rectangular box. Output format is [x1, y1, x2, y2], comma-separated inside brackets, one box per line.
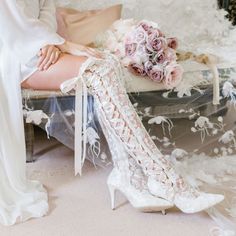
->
[0, 128, 218, 236]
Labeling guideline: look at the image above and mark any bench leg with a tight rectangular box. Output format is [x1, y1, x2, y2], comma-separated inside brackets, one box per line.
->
[24, 122, 35, 163]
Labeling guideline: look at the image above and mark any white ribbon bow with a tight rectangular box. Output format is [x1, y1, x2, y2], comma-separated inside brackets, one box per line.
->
[60, 58, 95, 176]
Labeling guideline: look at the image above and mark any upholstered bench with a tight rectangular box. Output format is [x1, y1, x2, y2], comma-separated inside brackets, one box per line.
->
[22, 80, 228, 163]
[22, 58, 235, 162]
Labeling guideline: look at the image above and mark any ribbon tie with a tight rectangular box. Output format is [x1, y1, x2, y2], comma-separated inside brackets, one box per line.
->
[60, 58, 95, 176]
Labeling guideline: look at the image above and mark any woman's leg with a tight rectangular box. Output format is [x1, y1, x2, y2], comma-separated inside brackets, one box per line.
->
[21, 53, 87, 90]
[74, 57, 223, 213]
[21, 53, 223, 213]
[21, 53, 174, 212]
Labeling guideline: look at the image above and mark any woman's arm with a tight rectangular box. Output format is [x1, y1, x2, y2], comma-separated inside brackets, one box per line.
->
[57, 41, 103, 59]
[36, 0, 102, 70]
[39, 0, 58, 31]
[0, 0, 64, 64]
[36, 0, 64, 70]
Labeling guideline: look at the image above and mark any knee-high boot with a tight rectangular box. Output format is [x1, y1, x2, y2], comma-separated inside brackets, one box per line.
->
[61, 55, 224, 214]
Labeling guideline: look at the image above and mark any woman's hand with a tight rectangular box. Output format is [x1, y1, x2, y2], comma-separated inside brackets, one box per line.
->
[57, 41, 103, 59]
[37, 45, 61, 71]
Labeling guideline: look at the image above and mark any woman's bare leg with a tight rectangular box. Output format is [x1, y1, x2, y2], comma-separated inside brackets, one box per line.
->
[21, 53, 87, 90]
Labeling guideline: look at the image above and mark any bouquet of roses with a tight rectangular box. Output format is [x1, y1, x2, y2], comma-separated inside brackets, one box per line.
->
[95, 19, 183, 89]
[124, 20, 183, 89]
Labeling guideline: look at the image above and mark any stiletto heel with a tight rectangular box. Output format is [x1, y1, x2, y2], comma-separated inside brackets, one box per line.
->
[107, 168, 174, 212]
[108, 184, 116, 210]
[162, 210, 166, 215]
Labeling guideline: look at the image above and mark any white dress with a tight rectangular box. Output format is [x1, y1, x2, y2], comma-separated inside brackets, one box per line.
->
[0, 0, 64, 225]
[16, 0, 64, 81]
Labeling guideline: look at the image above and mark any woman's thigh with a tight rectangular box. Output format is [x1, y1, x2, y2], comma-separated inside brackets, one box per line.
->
[21, 53, 87, 90]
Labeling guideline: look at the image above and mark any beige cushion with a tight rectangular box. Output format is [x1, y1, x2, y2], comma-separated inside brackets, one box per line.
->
[56, 5, 122, 46]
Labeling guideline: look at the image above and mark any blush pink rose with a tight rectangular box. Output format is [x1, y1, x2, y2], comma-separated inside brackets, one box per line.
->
[138, 20, 159, 32]
[157, 29, 164, 37]
[167, 37, 178, 50]
[147, 35, 167, 53]
[128, 63, 147, 76]
[147, 64, 164, 83]
[148, 28, 164, 37]
[163, 62, 183, 89]
[165, 48, 177, 62]
[139, 22, 150, 32]
[125, 43, 137, 56]
[158, 49, 177, 67]
[153, 51, 166, 64]
[138, 21, 156, 36]
[135, 26, 148, 43]
[144, 61, 153, 74]
[146, 27, 157, 36]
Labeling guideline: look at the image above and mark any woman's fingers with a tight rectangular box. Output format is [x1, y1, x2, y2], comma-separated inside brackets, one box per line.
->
[53, 50, 61, 64]
[37, 50, 42, 57]
[44, 50, 61, 70]
[37, 47, 49, 68]
[38, 50, 61, 71]
[43, 52, 57, 70]
[37, 46, 62, 71]
[39, 46, 54, 70]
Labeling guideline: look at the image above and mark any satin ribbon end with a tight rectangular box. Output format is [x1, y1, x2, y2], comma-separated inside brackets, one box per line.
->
[75, 166, 82, 177]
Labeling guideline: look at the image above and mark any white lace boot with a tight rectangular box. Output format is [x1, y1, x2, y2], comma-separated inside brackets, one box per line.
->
[82, 56, 224, 214]
[97, 112, 173, 212]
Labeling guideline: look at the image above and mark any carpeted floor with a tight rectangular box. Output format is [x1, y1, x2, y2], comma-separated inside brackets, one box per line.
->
[0, 128, 219, 236]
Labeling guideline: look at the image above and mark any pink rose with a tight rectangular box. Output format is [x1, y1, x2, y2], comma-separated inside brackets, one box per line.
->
[128, 63, 147, 77]
[152, 49, 177, 66]
[139, 22, 150, 32]
[163, 62, 183, 89]
[147, 35, 167, 53]
[148, 28, 164, 37]
[145, 46, 155, 55]
[139, 20, 160, 36]
[147, 28, 155, 36]
[157, 29, 164, 37]
[153, 51, 166, 64]
[135, 26, 148, 43]
[142, 27, 154, 37]
[144, 61, 153, 74]
[125, 43, 137, 57]
[165, 48, 177, 62]
[147, 64, 164, 83]
[167, 37, 178, 50]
